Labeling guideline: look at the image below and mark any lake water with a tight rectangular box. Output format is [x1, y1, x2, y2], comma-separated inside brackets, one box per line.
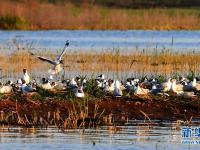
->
[0, 30, 200, 53]
[0, 122, 200, 150]
[0, 30, 200, 81]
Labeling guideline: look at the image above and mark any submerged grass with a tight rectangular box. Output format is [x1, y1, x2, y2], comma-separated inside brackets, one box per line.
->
[0, 91, 105, 129]
[0, 91, 199, 128]
[0, 48, 200, 79]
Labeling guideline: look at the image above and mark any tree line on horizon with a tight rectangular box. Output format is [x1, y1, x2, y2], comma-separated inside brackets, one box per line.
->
[12, 0, 200, 8]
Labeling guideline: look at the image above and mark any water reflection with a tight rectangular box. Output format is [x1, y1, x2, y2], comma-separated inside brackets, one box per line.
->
[0, 122, 199, 150]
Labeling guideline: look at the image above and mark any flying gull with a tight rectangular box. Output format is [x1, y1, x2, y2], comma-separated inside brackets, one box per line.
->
[29, 41, 69, 75]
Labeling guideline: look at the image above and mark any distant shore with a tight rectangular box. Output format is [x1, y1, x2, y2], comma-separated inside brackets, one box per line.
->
[1, 1, 200, 30]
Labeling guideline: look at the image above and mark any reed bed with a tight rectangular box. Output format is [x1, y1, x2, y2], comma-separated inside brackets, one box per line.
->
[0, 49, 200, 79]
[0, 91, 199, 128]
[1, 1, 200, 30]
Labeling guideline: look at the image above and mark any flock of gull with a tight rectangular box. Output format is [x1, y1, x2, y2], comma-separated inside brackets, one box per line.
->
[0, 70, 200, 98]
[0, 41, 200, 98]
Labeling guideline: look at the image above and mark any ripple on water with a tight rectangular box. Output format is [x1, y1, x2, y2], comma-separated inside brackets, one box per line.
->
[0, 122, 200, 150]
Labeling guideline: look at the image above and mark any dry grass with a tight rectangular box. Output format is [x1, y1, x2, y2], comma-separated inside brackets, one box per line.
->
[0, 49, 199, 78]
[1, 1, 200, 30]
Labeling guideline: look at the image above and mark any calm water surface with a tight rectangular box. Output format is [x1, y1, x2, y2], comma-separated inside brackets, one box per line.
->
[0, 123, 199, 150]
[0, 30, 200, 53]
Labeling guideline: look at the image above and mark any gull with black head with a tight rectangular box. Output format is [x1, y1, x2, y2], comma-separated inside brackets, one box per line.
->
[29, 41, 69, 75]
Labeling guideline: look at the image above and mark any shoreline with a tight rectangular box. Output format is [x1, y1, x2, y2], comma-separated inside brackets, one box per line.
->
[0, 93, 199, 128]
[1, 29, 200, 31]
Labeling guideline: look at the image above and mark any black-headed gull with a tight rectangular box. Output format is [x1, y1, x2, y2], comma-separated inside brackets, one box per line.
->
[150, 84, 161, 95]
[21, 80, 36, 94]
[134, 84, 149, 95]
[0, 81, 12, 94]
[22, 69, 30, 84]
[113, 80, 123, 97]
[171, 79, 184, 94]
[29, 41, 69, 75]
[74, 86, 85, 98]
[104, 79, 114, 93]
[40, 78, 56, 90]
[160, 78, 172, 92]
[190, 78, 200, 91]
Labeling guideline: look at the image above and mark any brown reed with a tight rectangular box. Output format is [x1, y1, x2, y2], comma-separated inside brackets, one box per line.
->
[0, 49, 199, 78]
[1, 1, 200, 30]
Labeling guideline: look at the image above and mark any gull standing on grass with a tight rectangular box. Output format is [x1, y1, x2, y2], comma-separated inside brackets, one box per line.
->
[40, 78, 56, 90]
[29, 41, 69, 75]
[21, 80, 36, 94]
[74, 85, 85, 98]
[22, 69, 30, 84]
[113, 80, 123, 97]
[0, 81, 12, 94]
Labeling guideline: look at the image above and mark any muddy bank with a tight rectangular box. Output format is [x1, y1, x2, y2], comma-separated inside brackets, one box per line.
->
[0, 94, 199, 128]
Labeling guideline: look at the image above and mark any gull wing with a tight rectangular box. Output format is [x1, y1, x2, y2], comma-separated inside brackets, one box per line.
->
[37, 56, 56, 65]
[56, 41, 69, 62]
[29, 51, 55, 65]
